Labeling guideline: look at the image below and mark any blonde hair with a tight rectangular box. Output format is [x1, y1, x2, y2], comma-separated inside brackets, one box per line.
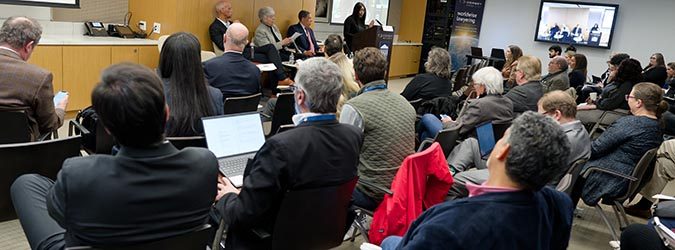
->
[328, 52, 360, 117]
[517, 55, 542, 81]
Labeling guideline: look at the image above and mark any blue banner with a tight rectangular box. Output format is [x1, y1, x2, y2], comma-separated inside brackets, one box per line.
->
[449, 0, 486, 71]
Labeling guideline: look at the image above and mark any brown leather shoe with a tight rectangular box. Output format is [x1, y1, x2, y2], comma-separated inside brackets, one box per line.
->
[277, 78, 294, 86]
[624, 204, 652, 219]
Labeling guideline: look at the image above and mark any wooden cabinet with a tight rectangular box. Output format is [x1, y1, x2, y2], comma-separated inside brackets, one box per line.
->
[111, 46, 140, 64]
[389, 45, 422, 78]
[28, 46, 64, 92]
[138, 46, 159, 69]
[63, 46, 112, 111]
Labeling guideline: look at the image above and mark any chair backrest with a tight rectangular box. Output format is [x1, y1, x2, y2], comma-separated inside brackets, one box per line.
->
[212, 42, 224, 56]
[434, 127, 460, 158]
[0, 108, 31, 144]
[0, 136, 82, 221]
[492, 122, 511, 140]
[65, 224, 212, 250]
[268, 93, 295, 137]
[589, 109, 630, 138]
[271, 178, 358, 250]
[622, 148, 659, 202]
[167, 136, 207, 150]
[275, 124, 295, 135]
[157, 35, 170, 52]
[223, 93, 262, 115]
[201, 51, 217, 62]
[452, 68, 468, 92]
[490, 48, 505, 59]
[409, 98, 424, 111]
[556, 159, 588, 195]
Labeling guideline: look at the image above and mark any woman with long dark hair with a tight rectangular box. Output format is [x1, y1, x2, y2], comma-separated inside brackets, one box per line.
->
[643, 53, 668, 86]
[569, 53, 588, 89]
[158, 32, 223, 137]
[343, 2, 374, 51]
[501, 45, 523, 87]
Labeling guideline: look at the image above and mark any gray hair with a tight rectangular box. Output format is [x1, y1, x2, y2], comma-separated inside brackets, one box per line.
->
[258, 6, 275, 21]
[505, 111, 570, 190]
[0, 16, 42, 49]
[295, 57, 344, 113]
[471, 66, 503, 95]
[425, 47, 451, 79]
[551, 56, 568, 72]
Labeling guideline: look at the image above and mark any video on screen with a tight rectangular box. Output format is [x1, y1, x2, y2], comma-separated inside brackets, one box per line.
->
[535, 1, 618, 49]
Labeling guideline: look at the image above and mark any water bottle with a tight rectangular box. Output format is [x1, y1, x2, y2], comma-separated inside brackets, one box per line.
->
[289, 52, 295, 65]
[249, 43, 254, 60]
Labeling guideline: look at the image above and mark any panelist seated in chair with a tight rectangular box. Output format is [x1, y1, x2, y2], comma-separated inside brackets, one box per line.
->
[447, 91, 591, 199]
[10, 63, 218, 249]
[381, 112, 574, 250]
[205, 23, 261, 100]
[0, 16, 68, 141]
[213, 58, 362, 249]
[286, 10, 322, 58]
[254, 7, 304, 61]
[208, 2, 293, 87]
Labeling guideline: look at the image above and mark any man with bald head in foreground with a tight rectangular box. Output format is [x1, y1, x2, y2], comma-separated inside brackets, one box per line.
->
[204, 23, 261, 100]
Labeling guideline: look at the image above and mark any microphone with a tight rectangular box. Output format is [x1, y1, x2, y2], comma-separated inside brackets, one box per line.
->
[375, 19, 383, 26]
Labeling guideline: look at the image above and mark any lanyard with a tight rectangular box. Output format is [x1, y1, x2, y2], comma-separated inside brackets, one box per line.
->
[363, 84, 387, 93]
[300, 114, 336, 125]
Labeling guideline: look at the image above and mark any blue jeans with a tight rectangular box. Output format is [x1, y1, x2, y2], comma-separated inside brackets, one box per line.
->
[381, 236, 403, 250]
[419, 114, 443, 141]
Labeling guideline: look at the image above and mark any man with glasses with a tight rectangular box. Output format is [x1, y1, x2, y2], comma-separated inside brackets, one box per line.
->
[505, 55, 544, 115]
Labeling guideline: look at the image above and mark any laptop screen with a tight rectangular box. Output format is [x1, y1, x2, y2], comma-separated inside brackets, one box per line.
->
[202, 113, 266, 158]
[476, 122, 496, 157]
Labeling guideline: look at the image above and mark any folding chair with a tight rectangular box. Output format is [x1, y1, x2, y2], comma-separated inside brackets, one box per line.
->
[66, 224, 212, 250]
[223, 93, 262, 115]
[166, 136, 206, 150]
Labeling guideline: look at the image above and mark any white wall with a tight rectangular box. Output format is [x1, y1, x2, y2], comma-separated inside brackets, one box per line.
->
[314, 0, 402, 42]
[0, 4, 51, 20]
[478, 0, 675, 78]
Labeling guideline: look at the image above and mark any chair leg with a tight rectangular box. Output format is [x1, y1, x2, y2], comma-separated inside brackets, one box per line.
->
[212, 218, 226, 250]
[595, 205, 619, 242]
[614, 201, 631, 230]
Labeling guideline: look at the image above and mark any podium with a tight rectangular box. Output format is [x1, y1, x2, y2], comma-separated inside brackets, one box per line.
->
[352, 26, 395, 79]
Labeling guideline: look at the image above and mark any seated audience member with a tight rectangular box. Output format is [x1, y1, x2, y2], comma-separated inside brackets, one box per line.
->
[501, 45, 523, 87]
[254, 7, 297, 61]
[158, 32, 223, 136]
[577, 58, 644, 125]
[0, 16, 68, 140]
[400, 47, 452, 101]
[643, 53, 668, 87]
[571, 82, 666, 206]
[578, 53, 630, 104]
[11, 63, 218, 249]
[324, 34, 346, 57]
[625, 139, 675, 218]
[621, 221, 675, 250]
[548, 45, 562, 58]
[340, 47, 416, 211]
[381, 112, 573, 250]
[568, 53, 588, 89]
[663, 63, 675, 135]
[208, 2, 292, 87]
[665, 62, 675, 97]
[565, 45, 577, 53]
[564, 50, 576, 70]
[418, 67, 513, 140]
[448, 91, 591, 198]
[286, 10, 320, 57]
[505, 55, 544, 115]
[541, 56, 570, 93]
[325, 35, 359, 118]
[204, 23, 261, 99]
[214, 57, 362, 249]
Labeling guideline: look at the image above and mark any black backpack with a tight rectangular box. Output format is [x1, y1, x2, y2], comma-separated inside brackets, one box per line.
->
[74, 106, 99, 152]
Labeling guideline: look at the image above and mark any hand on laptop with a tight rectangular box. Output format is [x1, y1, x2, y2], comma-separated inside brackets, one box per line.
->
[216, 176, 240, 201]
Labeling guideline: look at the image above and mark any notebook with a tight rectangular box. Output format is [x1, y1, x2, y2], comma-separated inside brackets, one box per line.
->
[202, 112, 266, 187]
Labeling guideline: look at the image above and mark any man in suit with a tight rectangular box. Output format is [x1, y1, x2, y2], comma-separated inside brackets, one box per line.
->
[204, 23, 261, 99]
[0, 16, 68, 140]
[208, 2, 293, 87]
[11, 63, 218, 249]
[286, 10, 321, 57]
[214, 57, 362, 249]
[505, 55, 544, 115]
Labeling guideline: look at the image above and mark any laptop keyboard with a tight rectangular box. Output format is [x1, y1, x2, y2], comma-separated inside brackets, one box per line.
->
[218, 154, 253, 176]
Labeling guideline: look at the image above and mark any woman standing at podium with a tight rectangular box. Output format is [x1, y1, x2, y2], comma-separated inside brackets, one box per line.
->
[343, 2, 374, 52]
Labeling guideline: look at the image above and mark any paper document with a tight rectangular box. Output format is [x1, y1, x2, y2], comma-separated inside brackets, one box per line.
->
[256, 63, 277, 72]
[290, 32, 302, 41]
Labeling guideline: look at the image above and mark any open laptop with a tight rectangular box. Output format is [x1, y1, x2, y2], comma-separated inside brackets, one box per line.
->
[470, 47, 483, 57]
[202, 112, 266, 187]
[476, 121, 496, 158]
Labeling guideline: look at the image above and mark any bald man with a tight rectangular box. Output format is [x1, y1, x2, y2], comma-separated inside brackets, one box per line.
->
[541, 56, 570, 93]
[204, 23, 262, 99]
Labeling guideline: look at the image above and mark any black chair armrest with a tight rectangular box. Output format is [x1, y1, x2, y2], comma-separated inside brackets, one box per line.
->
[36, 132, 52, 141]
[358, 179, 393, 196]
[582, 166, 638, 182]
[259, 111, 271, 119]
[68, 120, 90, 136]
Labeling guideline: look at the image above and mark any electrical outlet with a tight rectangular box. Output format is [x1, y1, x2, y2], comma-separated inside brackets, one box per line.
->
[138, 21, 146, 31]
[152, 22, 161, 34]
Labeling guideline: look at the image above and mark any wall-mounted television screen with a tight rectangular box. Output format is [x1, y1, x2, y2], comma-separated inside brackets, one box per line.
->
[0, 0, 79, 9]
[534, 1, 618, 49]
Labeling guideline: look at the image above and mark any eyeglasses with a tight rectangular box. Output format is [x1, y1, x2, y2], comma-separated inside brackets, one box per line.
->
[625, 95, 636, 101]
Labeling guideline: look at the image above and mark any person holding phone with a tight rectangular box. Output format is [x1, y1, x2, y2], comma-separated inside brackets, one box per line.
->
[343, 2, 374, 51]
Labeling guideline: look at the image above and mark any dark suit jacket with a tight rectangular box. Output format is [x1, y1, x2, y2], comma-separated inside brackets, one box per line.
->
[505, 81, 544, 114]
[203, 52, 261, 99]
[286, 23, 319, 53]
[209, 18, 231, 51]
[0, 49, 64, 140]
[46, 142, 218, 247]
[216, 118, 363, 249]
[446, 95, 514, 135]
